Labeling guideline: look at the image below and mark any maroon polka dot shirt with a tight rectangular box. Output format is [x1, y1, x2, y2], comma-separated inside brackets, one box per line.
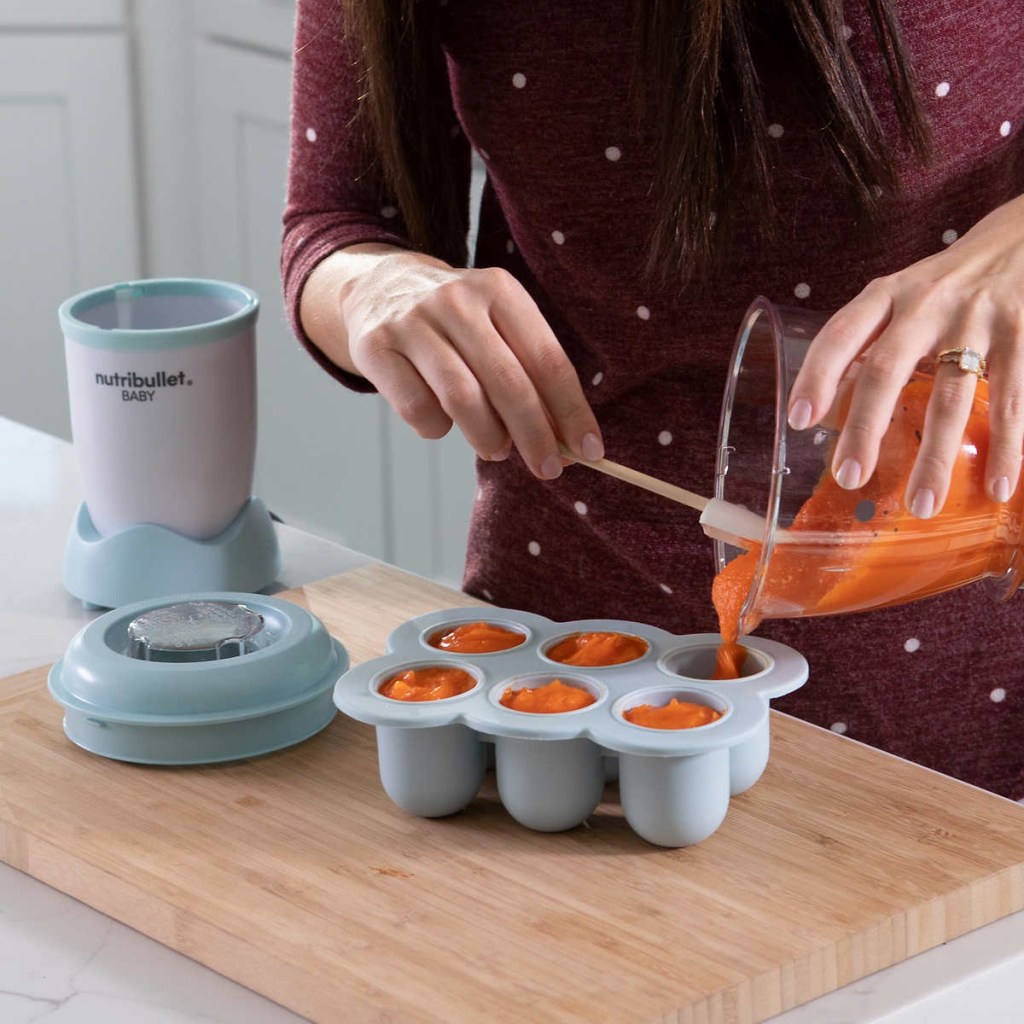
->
[283, 0, 1024, 798]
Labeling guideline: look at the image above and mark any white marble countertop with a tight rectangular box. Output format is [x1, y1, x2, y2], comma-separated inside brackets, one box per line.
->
[3, 414, 1024, 1024]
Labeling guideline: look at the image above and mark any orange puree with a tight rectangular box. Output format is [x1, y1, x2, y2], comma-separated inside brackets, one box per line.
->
[379, 666, 476, 701]
[714, 641, 748, 680]
[713, 377, 1003, 677]
[623, 698, 723, 729]
[500, 679, 597, 713]
[429, 621, 526, 653]
[546, 631, 648, 666]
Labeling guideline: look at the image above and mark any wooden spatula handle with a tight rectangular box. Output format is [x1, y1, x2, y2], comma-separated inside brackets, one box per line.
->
[557, 445, 709, 512]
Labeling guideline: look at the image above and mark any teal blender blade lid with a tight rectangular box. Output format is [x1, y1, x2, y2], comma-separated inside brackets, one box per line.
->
[48, 592, 347, 765]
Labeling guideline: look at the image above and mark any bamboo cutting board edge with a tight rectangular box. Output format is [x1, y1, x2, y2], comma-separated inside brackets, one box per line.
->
[7, 717, 1022, 1024]
[4, 677, 1023, 1024]
[0, 816, 338, 1022]
[2, 562, 1024, 1024]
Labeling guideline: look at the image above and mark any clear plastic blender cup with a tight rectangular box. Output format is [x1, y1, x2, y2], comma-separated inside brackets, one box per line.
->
[709, 296, 1024, 637]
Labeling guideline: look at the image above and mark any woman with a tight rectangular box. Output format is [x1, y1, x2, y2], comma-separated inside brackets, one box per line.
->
[283, 0, 1024, 796]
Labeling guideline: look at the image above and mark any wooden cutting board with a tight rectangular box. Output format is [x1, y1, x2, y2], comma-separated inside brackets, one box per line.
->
[2, 562, 1024, 1024]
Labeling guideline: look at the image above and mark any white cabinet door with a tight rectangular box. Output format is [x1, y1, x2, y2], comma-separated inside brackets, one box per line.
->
[385, 416, 477, 587]
[192, 34, 476, 582]
[0, 31, 139, 439]
[193, 38, 391, 559]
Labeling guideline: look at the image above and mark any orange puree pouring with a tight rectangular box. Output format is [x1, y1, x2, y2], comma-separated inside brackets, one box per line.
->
[429, 621, 525, 653]
[546, 631, 648, 666]
[713, 377, 1004, 677]
[713, 641, 748, 680]
[379, 666, 476, 701]
[623, 698, 723, 729]
[500, 679, 597, 713]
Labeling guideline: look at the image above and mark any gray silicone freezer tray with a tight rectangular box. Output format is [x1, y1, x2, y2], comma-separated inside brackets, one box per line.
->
[333, 608, 808, 847]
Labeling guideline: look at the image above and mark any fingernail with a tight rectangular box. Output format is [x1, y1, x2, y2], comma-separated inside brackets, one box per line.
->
[581, 432, 604, 461]
[835, 457, 862, 490]
[911, 488, 936, 519]
[993, 476, 1011, 503]
[788, 398, 813, 431]
[540, 454, 563, 480]
[488, 440, 512, 462]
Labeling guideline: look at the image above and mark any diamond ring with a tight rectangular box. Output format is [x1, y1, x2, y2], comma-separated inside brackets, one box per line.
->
[936, 347, 987, 378]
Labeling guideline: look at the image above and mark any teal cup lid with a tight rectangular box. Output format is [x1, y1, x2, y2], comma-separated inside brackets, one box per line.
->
[48, 592, 346, 765]
[59, 278, 259, 351]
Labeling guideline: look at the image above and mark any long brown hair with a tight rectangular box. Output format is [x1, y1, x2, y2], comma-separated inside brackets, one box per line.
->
[342, 0, 933, 281]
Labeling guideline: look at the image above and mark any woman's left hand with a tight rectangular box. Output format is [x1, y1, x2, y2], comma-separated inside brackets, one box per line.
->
[787, 193, 1024, 518]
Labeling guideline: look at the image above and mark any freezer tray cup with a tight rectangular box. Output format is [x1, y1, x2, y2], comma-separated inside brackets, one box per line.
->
[334, 608, 808, 847]
[48, 592, 347, 764]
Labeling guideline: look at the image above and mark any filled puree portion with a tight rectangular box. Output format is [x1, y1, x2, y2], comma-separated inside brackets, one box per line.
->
[379, 666, 476, 701]
[429, 621, 526, 653]
[546, 631, 648, 666]
[500, 679, 597, 713]
[623, 698, 723, 729]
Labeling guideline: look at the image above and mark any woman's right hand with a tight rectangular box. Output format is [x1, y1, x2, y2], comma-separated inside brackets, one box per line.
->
[300, 243, 604, 480]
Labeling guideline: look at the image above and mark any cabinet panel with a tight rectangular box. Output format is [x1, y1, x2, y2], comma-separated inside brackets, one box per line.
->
[0, 33, 139, 439]
[193, 39, 392, 559]
[0, 1, 125, 27]
[193, 0, 295, 56]
[386, 417, 476, 588]
[192, 37, 476, 580]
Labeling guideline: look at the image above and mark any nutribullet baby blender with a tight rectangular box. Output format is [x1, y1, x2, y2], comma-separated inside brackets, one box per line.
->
[59, 278, 280, 608]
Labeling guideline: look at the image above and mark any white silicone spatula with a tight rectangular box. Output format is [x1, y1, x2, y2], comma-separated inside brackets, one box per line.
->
[557, 445, 787, 547]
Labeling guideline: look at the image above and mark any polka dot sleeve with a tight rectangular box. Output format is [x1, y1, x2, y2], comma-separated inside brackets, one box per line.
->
[281, 0, 472, 391]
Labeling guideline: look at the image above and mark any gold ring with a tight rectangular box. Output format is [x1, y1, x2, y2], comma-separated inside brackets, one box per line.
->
[936, 347, 987, 377]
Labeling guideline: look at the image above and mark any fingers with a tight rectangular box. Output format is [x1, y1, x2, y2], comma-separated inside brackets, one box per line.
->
[368, 328, 516, 459]
[417, 269, 601, 479]
[787, 281, 893, 432]
[355, 266, 601, 479]
[785, 195, 1024, 515]
[825, 319, 932, 491]
[447, 317, 566, 477]
[903, 356, 980, 517]
[485, 271, 604, 465]
[982, 315, 1024, 502]
[892, 300, 1024, 516]
[811, 300, 1023, 518]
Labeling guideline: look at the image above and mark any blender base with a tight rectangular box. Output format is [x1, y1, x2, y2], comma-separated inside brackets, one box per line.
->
[62, 498, 281, 609]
